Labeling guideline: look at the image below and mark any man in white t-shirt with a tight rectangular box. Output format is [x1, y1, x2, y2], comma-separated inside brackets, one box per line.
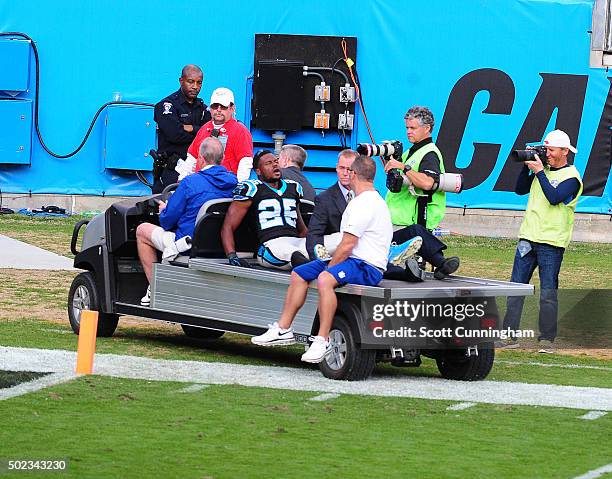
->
[251, 155, 393, 363]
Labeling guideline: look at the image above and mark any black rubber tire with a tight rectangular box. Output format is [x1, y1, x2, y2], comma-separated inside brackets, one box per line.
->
[318, 315, 376, 381]
[181, 324, 225, 339]
[435, 343, 495, 381]
[67, 272, 119, 337]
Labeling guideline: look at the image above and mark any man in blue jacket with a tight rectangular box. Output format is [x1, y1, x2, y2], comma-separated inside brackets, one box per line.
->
[137, 137, 237, 305]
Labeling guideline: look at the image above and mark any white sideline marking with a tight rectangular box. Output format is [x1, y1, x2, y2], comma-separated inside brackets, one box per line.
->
[310, 393, 340, 402]
[42, 328, 73, 335]
[573, 463, 612, 479]
[1, 346, 611, 411]
[496, 360, 612, 372]
[179, 384, 209, 393]
[578, 411, 607, 421]
[0, 372, 76, 401]
[446, 402, 476, 411]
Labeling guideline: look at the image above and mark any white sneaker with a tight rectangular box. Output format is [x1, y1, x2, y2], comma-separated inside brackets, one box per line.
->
[251, 322, 296, 346]
[538, 339, 555, 354]
[140, 286, 151, 306]
[301, 336, 331, 363]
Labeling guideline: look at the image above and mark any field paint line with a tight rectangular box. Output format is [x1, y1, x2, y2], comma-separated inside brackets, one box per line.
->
[1, 346, 611, 411]
[0, 372, 77, 401]
[496, 360, 612, 371]
[578, 411, 607, 421]
[310, 393, 340, 402]
[573, 463, 612, 479]
[179, 384, 210, 393]
[446, 402, 476, 411]
[41, 329, 73, 335]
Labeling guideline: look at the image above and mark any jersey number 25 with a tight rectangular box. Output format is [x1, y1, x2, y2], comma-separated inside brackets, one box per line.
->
[258, 198, 297, 230]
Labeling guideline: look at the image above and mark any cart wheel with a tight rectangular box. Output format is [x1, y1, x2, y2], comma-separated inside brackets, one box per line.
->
[181, 324, 225, 339]
[436, 344, 495, 381]
[67, 272, 119, 337]
[319, 315, 376, 381]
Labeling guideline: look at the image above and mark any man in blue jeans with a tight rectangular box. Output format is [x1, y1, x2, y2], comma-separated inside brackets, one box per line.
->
[500, 130, 582, 353]
[251, 155, 393, 363]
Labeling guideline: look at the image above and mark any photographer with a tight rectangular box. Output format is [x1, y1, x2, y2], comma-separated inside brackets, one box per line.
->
[501, 130, 583, 353]
[383, 106, 459, 279]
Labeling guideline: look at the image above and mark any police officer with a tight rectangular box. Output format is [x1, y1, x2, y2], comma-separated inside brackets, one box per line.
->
[152, 64, 212, 193]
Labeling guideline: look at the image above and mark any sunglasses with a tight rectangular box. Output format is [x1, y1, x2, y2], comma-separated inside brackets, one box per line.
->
[210, 103, 229, 111]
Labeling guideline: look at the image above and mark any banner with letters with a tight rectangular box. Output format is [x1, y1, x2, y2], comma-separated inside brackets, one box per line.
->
[0, 0, 609, 214]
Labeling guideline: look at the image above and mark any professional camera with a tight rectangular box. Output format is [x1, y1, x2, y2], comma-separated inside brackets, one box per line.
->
[358, 140, 464, 193]
[510, 145, 548, 165]
[358, 141, 405, 192]
[357, 140, 403, 159]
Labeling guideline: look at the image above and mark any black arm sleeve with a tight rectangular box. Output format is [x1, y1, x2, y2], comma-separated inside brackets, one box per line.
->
[417, 152, 442, 193]
[515, 165, 534, 195]
[535, 172, 581, 205]
[418, 152, 442, 177]
[154, 102, 197, 145]
[306, 194, 331, 259]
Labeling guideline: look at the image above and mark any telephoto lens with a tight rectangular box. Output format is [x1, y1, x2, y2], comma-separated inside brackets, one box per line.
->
[435, 173, 464, 193]
[357, 141, 400, 158]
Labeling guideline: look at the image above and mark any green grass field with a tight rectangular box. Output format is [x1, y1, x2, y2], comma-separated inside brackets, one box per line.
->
[1, 378, 611, 479]
[1, 215, 610, 478]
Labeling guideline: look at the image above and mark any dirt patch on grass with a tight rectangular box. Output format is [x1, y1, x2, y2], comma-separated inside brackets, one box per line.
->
[0, 270, 77, 321]
[555, 349, 612, 360]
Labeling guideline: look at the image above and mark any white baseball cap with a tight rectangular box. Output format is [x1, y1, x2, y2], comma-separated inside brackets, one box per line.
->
[210, 87, 234, 107]
[543, 130, 577, 153]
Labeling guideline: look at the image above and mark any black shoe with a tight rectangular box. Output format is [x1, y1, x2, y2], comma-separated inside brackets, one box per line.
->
[290, 251, 310, 268]
[403, 258, 426, 282]
[433, 256, 460, 280]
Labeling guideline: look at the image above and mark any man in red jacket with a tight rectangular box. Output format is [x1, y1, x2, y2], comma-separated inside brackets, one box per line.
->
[184, 87, 253, 181]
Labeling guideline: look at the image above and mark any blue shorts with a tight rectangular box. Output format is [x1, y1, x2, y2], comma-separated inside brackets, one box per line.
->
[293, 258, 383, 287]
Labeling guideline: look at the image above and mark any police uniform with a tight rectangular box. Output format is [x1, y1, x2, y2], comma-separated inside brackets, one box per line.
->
[152, 89, 212, 193]
[233, 178, 306, 270]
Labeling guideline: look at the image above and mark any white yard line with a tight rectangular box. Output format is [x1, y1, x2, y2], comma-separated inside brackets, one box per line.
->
[1, 346, 611, 411]
[496, 360, 612, 371]
[573, 463, 612, 479]
[0, 372, 76, 401]
[578, 411, 608, 421]
[446, 402, 476, 411]
[310, 393, 340, 402]
[178, 384, 210, 393]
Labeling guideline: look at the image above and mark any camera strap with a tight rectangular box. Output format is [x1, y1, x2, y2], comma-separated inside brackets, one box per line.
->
[416, 196, 428, 228]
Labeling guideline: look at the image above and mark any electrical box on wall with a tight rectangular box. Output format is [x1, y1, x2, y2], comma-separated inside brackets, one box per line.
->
[253, 60, 304, 131]
[252, 34, 357, 132]
[0, 99, 32, 164]
[0, 39, 31, 95]
[104, 105, 155, 171]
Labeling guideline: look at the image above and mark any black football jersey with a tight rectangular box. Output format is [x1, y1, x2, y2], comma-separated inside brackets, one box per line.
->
[232, 179, 303, 244]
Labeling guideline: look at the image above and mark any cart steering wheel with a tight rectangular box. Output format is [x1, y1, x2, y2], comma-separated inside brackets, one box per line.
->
[159, 182, 179, 202]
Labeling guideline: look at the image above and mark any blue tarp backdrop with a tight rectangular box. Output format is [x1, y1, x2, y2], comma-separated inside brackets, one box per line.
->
[0, 0, 610, 214]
